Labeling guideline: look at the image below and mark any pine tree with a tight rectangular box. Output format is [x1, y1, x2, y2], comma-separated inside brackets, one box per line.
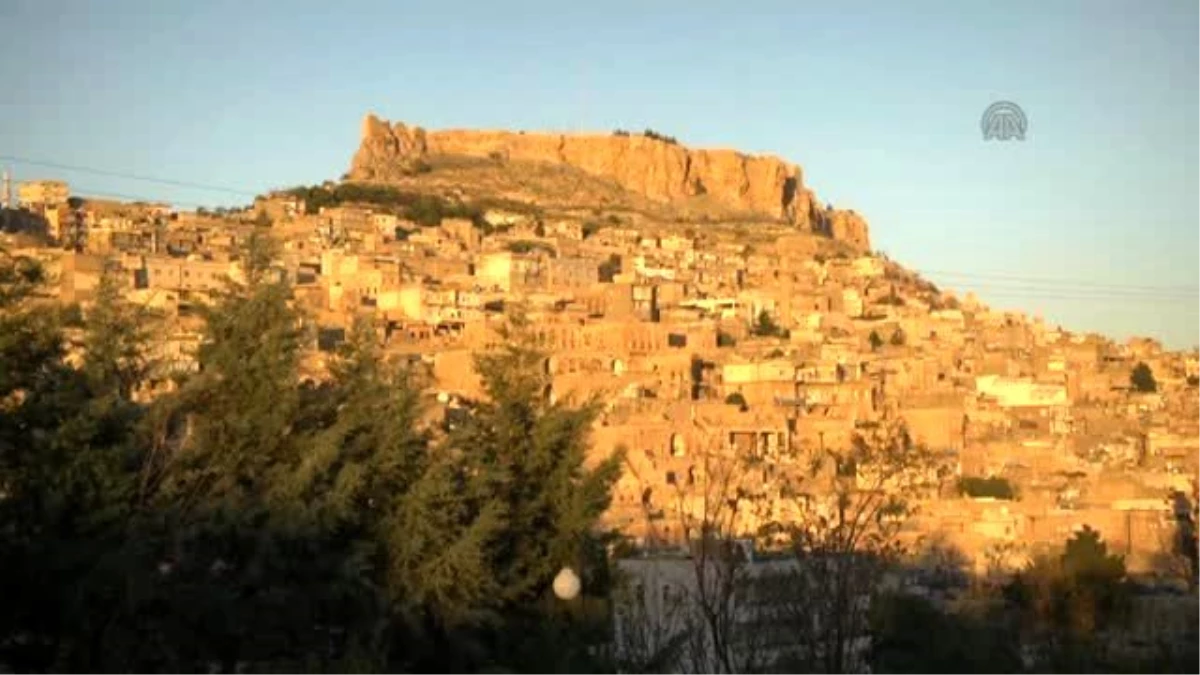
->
[82, 271, 152, 400]
[121, 233, 351, 672]
[290, 318, 503, 670]
[1, 246, 624, 672]
[445, 310, 622, 670]
[460, 312, 620, 605]
[0, 250, 75, 671]
[0, 255, 153, 671]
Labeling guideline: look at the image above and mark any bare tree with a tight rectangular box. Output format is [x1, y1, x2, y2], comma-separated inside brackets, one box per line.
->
[615, 417, 946, 673]
[616, 426, 778, 673]
[760, 418, 949, 673]
[1151, 478, 1198, 592]
[609, 569, 691, 673]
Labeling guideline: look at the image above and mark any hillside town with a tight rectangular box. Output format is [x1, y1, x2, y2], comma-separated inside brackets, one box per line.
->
[5, 137, 1196, 578]
[2, 118, 1198, 670]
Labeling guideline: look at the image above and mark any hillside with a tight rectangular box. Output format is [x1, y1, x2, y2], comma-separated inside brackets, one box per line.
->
[348, 113, 871, 249]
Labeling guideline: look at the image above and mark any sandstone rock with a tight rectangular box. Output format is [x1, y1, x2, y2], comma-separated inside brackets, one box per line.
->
[822, 209, 871, 250]
[351, 114, 429, 179]
[348, 113, 872, 250]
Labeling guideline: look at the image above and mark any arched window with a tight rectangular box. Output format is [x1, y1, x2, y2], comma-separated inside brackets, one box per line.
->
[670, 433, 686, 457]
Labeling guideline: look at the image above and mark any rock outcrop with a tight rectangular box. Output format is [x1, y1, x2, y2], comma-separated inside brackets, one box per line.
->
[821, 209, 871, 251]
[353, 115, 429, 176]
[349, 113, 870, 249]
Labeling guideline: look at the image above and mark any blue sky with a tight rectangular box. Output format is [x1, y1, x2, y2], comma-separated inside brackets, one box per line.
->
[2, 0, 1197, 348]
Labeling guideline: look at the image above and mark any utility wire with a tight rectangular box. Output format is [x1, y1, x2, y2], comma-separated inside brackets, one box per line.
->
[967, 290, 1198, 304]
[69, 187, 215, 210]
[922, 269, 1197, 294]
[0, 154, 259, 197]
[929, 283, 1197, 300]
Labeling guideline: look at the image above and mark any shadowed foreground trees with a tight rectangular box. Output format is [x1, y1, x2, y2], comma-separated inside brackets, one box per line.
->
[0, 245, 618, 673]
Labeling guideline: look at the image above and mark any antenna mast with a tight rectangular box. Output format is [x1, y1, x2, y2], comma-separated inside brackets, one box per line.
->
[1, 167, 11, 209]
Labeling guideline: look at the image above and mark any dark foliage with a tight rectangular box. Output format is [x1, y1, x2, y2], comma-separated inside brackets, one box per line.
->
[641, 129, 679, 145]
[0, 246, 616, 673]
[1130, 362, 1157, 393]
[750, 310, 788, 339]
[868, 330, 884, 351]
[282, 183, 539, 232]
[869, 592, 1022, 673]
[506, 240, 556, 256]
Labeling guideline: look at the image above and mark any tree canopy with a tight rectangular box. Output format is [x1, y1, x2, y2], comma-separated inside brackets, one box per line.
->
[1130, 361, 1157, 393]
[0, 244, 618, 673]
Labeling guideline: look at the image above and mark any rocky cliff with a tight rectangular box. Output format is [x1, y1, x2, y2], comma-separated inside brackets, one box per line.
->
[349, 113, 869, 249]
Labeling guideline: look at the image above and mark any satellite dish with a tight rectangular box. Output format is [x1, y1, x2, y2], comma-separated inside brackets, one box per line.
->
[553, 567, 581, 600]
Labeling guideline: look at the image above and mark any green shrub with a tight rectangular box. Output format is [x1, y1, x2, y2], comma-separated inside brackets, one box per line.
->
[642, 129, 679, 145]
[751, 310, 787, 338]
[598, 254, 621, 282]
[1130, 362, 1157, 393]
[724, 392, 747, 408]
[282, 183, 549, 231]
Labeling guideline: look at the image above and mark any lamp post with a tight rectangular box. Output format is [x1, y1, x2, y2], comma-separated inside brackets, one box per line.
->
[550, 566, 585, 670]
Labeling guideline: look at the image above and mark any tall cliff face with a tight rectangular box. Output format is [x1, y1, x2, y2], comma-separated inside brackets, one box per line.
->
[349, 113, 869, 249]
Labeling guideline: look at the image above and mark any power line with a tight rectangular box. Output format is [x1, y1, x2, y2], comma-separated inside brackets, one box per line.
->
[69, 187, 216, 210]
[920, 268, 1198, 293]
[0, 154, 259, 197]
[968, 289, 1199, 304]
[934, 283, 1197, 300]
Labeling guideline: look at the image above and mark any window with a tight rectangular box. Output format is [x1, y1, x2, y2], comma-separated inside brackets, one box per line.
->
[670, 434, 686, 457]
[666, 471, 677, 485]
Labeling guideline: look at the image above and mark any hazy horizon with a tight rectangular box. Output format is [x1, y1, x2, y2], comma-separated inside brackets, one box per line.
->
[1, 0, 1196, 348]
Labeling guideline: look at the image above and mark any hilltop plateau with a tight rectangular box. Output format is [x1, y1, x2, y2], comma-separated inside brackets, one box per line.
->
[348, 113, 871, 250]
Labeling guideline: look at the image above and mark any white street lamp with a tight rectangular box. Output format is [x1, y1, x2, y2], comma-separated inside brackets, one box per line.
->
[553, 566, 581, 601]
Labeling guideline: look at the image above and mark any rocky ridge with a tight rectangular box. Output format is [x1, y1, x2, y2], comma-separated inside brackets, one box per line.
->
[349, 113, 871, 250]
